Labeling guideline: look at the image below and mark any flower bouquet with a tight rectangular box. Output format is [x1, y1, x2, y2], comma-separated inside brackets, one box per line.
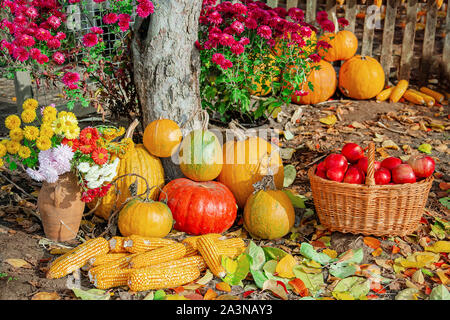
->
[1, 98, 134, 241]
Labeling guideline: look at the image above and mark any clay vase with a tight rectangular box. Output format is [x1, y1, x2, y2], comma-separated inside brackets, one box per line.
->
[37, 172, 85, 242]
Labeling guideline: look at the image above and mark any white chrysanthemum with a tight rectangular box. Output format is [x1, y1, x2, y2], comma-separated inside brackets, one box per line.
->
[87, 178, 104, 189]
[54, 144, 74, 162]
[26, 168, 44, 182]
[77, 162, 91, 173]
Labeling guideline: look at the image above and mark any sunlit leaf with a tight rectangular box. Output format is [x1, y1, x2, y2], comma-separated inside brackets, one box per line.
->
[31, 292, 61, 300]
[418, 143, 432, 154]
[262, 279, 288, 300]
[429, 284, 450, 300]
[363, 237, 381, 249]
[244, 241, 266, 271]
[72, 288, 110, 300]
[424, 241, 450, 253]
[283, 165, 296, 188]
[275, 254, 297, 278]
[263, 246, 289, 261]
[319, 114, 337, 126]
[299, 242, 335, 265]
[216, 282, 232, 292]
[282, 189, 306, 208]
[395, 288, 420, 300]
[288, 278, 309, 297]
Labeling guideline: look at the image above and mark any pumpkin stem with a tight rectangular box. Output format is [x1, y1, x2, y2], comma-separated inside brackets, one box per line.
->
[125, 119, 139, 139]
[252, 152, 278, 192]
[332, 12, 339, 33]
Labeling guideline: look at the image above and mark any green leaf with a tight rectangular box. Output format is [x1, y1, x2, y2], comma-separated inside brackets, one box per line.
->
[282, 189, 306, 208]
[429, 284, 450, 300]
[299, 243, 336, 265]
[438, 197, 450, 210]
[395, 288, 420, 300]
[262, 247, 289, 261]
[292, 267, 324, 296]
[245, 241, 266, 271]
[283, 165, 296, 188]
[222, 253, 251, 286]
[262, 260, 292, 289]
[72, 288, 110, 300]
[153, 290, 166, 300]
[333, 277, 370, 299]
[251, 269, 268, 289]
[329, 263, 358, 279]
[418, 143, 432, 154]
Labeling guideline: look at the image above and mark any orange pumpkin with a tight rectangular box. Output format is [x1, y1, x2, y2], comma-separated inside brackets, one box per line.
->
[117, 198, 173, 237]
[338, 55, 385, 100]
[179, 129, 223, 181]
[243, 178, 295, 240]
[218, 136, 284, 208]
[288, 60, 337, 105]
[143, 119, 182, 158]
[318, 30, 358, 62]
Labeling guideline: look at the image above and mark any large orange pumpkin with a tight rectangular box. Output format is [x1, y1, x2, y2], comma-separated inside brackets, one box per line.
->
[318, 30, 358, 62]
[88, 144, 165, 220]
[218, 136, 284, 208]
[338, 55, 385, 100]
[243, 185, 295, 240]
[287, 60, 337, 105]
[143, 119, 182, 158]
[117, 198, 173, 237]
[179, 129, 223, 181]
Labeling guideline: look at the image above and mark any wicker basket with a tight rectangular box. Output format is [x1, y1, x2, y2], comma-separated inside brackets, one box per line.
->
[308, 143, 434, 237]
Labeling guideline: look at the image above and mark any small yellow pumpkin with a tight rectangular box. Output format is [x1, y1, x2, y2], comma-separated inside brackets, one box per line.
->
[143, 119, 182, 158]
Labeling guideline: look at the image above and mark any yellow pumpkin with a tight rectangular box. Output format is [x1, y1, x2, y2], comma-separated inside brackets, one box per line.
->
[338, 55, 385, 100]
[218, 136, 284, 208]
[89, 144, 165, 220]
[117, 198, 173, 237]
[143, 119, 182, 158]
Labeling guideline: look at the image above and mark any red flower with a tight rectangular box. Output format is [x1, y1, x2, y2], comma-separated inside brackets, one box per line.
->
[87, 188, 100, 198]
[52, 52, 65, 64]
[35, 28, 52, 41]
[47, 38, 61, 49]
[18, 34, 35, 47]
[12, 47, 29, 62]
[219, 33, 235, 47]
[230, 21, 244, 34]
[47, 15, 61, 29]
[231, 43, 245, 55]
[99, 184, 112, 197]
[103, 13, 118, 24]
[79, 143, 95, 155]
[80, 127, 100, 145]
[207, 11, 223, 25]
[81, 192, 93, 203]
[82, 33, 98, 47]
[90, 26, 103, 34]
[257, 25, 272, 39]
[136, 0, 154, 18]
[62, 138, 79, 152]
[36, 54, 49, 64]
[30, 48, 41, 59]
[338, 18, 349, 27]
[62, 72, 80, 86]
[309, 53, 321, 63]
[212, 53, 225, 65]
[92, 148, 109, 165]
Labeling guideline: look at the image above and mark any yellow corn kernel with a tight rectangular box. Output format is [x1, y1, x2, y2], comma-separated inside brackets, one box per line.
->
[403, 89, 426, 105]
[218, 247, 245, 258]
[128, 265, 200, 292]
[123, 235, 177, 254]
[88, 253, 137, 282]
[88, 253, 130, 267]
[197, 236, 226, 278]
[109, 236, 128, 253]
[129, 243, 186, 269]
[389, 80, 409, 103]
[419, 87, 444, 103]
[184, 243, 198, 257]
[408, 89, 435, 107]
[144, 255, 207, 273]
[46, 237, 109, 279]
[216, 238, 246, 249]
[181, 233, 223, 250]
[376, 87, 394, 102]
[92, 268, 132, 289]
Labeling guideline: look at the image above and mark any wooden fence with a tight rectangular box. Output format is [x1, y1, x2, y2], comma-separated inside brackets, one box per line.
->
[262, 0, 450, 86]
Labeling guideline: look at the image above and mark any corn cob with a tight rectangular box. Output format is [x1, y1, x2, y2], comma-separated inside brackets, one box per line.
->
[129, 243, 186, 269]
[88, 253, 137, 282]
[376, 87, 394, 102]
[403, 89, 426, 105]
[109, 236, 128, 253]
[123, 235, 177, 253]
[218, 247, 245, 258]
[92, 268, 132, 290]
[128, 265, 200, 292]
[419, 87, 444, 103]
[181, 233, 223, 250]
[197, 235, 226, 278]
[144, 255, 207, 273]
[88, 253, 130, 267]
[216, 237, 246, 249]
[184, 243, 199, 257]
[46, 237, 109, 279]
[389, 80, 409, 103]
[409, 89, 435, 107]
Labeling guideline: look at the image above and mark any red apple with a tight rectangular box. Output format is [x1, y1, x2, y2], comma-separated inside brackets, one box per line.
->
[374, 167, 391, 185]
[343, 166, 365, 184]
[380, 157, 402, 171]
[341, 143, 364, 163]
[316, 161, 327, 178]
[317, 161, 327, 172]
[324, 154, 348, 171]
[326, 167, 345, 182]
[392, 164, 416, 184]
[355, 157, 381, 174]
[316, 170, 326, 179]
[407, 155, 435, 178]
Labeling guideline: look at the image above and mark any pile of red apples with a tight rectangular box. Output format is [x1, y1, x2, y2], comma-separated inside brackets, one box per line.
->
[315, 143, 435, 185]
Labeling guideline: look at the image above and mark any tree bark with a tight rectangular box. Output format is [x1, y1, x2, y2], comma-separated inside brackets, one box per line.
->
[131, 0, 203, 182]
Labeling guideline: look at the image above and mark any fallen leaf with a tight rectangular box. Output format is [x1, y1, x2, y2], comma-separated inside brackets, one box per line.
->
[436, 270, 449, 285]
[363, 237, 381, 250]
[275, 254, 297, 278]
[392, 245, 401, 254]
[382, 140, 400, 150]
[215, 294, 239, 300]
[429, 284, 450, 300]
[371, 247, 383, 257]
[72, 288, 110, 300]
[196, 270, 213, 285]
[216, 282, 231, 292]
[165, 294, 190, 300]
[424, 241, 450, 253]
[262, 279, 288, 300]
[282, 189, 306, 208]
[288, 278, 309, 297]
[5, 258, 32, 269]
[418, 143, 432, 154]
[412, 269, 425, 284]
[322, 249, 338, 259]
[319, 114, 337, 126]
[283, 165, 297, 188]
[31, 292, 61, 300]
[203, 288, 217, 300]
[395, 288, 420, 300]
[182, 293, 203, 300]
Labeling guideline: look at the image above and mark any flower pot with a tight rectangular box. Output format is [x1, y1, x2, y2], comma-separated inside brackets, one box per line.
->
[37, 172, 85, 242]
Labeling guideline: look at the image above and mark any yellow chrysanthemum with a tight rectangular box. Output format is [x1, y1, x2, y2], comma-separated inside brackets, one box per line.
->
[0, 143, 6, 157]
[64, 125, 80, 140]
[0, 139, 8, 145]
[57, 111, 68, 119]
[5, 115, 21, 130]
[42, 113, 57, 124]
[6, 140, 20, 154]
[61, 114, 78, 130]
[40, 124, 54, 139]
[21, 109, 36, 123]
[36, 136, 51, 151]
[9, 128, 24, 142]
[22, 98, 38, 110]
[52, 118, 67, 135]
[23, 126, 40, 141]
[43, 106, 57, 118]
[18, 146, 31, 159]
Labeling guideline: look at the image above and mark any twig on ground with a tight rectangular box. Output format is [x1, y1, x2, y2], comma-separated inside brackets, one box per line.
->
[0, 171, 36, 200]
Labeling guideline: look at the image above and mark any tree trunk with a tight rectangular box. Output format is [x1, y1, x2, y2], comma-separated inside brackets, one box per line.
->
[131, 0, 203, 182]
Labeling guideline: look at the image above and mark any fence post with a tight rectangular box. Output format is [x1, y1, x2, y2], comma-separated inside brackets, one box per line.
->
[14, 70, 33, 112]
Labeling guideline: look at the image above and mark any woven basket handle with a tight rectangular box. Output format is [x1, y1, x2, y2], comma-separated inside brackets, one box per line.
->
[365, 142, 376, 186]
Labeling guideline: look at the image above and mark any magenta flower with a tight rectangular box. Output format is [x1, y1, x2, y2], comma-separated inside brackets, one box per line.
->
[18, 34, 35, 47]
[47, 38, 61, 49]
[62, 72, 80, 87]
[220, 59, 233, 70]
[294, 90, 308, 97]
[103, 13, 118, 24]
[338, 18, 349, 27]
[316, 11, 328, 23]
[320, 20, 335, 32]
[55, 32, 66, 40]
[232, 3, 247, 15]
[82, 33, 98, 47]
[212, 53, 225, 65]
[24, 7, 39, 19]
[90, 27, 103, 34]
[257, 25, 272, 39]
[12, 47, 29, 62]
[35, 28, 52, 41]
[219, 33, 235, 47]
[136, 0, 155, 18]
[308, 54, 321, 63]
[207, 11, 223, 25]
[36, 54, 49, 65]
[288, 8, 304, 22]
[52, 52, 65, 65]
[231, 43, 245, 55]
[47, 16, 61, 29]
[245, 17, 257, 30]
[239, 37, 250, 46]
[230, 21, 244, 34]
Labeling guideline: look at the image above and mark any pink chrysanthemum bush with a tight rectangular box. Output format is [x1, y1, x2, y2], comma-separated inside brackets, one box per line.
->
[198, 0, 345, 123]
[0, 0, 154, 117]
